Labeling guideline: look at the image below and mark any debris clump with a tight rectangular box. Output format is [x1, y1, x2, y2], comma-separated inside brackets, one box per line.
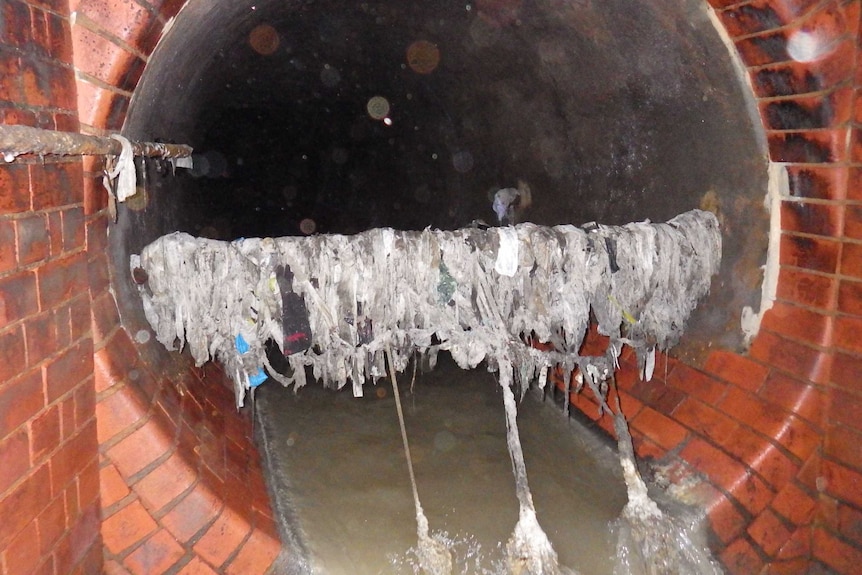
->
[131, 209, 721, 409]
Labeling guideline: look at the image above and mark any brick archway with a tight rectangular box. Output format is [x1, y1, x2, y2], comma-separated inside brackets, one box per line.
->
[72, 1, 862, 573]
[2, 0, 859, 573]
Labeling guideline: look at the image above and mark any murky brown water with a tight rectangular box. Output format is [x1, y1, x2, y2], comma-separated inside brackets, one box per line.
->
[256, 354, 628, 574]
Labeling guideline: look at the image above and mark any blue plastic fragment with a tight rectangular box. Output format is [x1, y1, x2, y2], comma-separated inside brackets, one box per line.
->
[235, 333, 249, 354]
[249, 368, 267, 387]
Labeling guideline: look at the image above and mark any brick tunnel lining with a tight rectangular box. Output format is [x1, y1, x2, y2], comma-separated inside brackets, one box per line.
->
[96, 0, 852, 572]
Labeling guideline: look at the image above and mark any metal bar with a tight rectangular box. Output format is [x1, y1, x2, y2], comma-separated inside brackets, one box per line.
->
[0, 124, 193, 160]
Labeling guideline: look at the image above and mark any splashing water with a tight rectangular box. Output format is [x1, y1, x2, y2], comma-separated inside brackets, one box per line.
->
[387, 532, 582, 575]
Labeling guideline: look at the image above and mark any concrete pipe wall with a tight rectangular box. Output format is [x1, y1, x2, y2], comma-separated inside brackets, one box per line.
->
[0, 0, 860, 573]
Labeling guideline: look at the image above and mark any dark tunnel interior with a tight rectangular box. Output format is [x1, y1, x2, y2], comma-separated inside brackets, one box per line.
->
[114, 0, 771, 360]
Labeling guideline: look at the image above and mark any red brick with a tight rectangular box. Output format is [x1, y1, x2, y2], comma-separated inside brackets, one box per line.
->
[666, 362, 728, 402]
[88, 251, 110, 295]
[821, 458, 862, 509]
[67, 501, 101, 568]
[831, 387, 862, 430]
[780, 234, 840, 274]
[72, 374, 95, 429]
[134, 451, 196, 513]
[0, 270, 38, 329]
[812, 526, 862, 574]
[759, 371, 825, 425]
[707, 494, 747, 544]
[193, 506, 253, 569]
[629, 406, 688, 450]
[99, 463, 130, 510]
[841, 240, 862, 280]
[75, 0, 155, 54]
[107, 417, 172, 479]
[104, 559, 132, 575]
[37, 493, 66, 555]
[0, 325, 27, 383]
[0, 164, 30, 214]
[100, 499, 157, 555]
[723, 387, 821, 460]
[772, 481, 817, 526]
[161, 481, 222, 543]
[720, 536, 765, 575]
[91, 291, 120, 345]
[0, 219, 16, 273]
[58, 392, 76, 441]
[721, 428, 799, 489]
[825, 424, 862, 472]
[629, 377, 686, 415]
[0, 368, 44, 439]
[25, 312, 62, 367]
[63, 482, 79, 533]
[681, 438, 773, 514]
[78, 456, 100, 508]
[15, 214, 51, 266]
[778, 267, 836, 310]
[47, 210, 63, 256]
[838, 278, 862, 316]
[34, 162, 83, 211]
[123, 528, 185, 575]
[36, 252, 88, 311]
[176, 557, 219, 575]
[30, 403, 60, 463]
[835, 314, 862, 355]
[781, 199, 843, 237]
[776, 526, 811, 561]
[26, 7, 48, 54]
[19, 56, 51, 108]
[748, 509, 794, 557]
[750, 330, 828, 383]
[835, 503, 862, 546]
[673, 397, 738, 443]
[832, 352, 862, 392]
[62, 206, 85, 251]
[0, 50, 22, 103]
[761, 301, 831, 348]
[50, 419, 97, 495]
[0, 462, 50, 549]
[4, 519, 41, 575]
[784, 157, 849, 204]
[225, 528, 281, 575]
[44, 339, 93, 403]
[0, 428, 30, 495]
[70, 23, 139, 88]
[96, 385, 145, 444]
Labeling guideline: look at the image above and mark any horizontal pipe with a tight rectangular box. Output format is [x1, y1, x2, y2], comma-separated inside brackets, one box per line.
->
[0, 124, 192, 160]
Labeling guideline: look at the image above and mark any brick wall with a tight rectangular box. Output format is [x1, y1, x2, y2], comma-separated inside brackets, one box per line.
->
[0, 1, 102, 574]
[70, 0, 284, 574]
[558, 2, 862, 573]
[2, 0, 862, 574]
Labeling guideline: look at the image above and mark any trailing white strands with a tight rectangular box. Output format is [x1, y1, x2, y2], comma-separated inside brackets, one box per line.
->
[130, 209, 720, 408]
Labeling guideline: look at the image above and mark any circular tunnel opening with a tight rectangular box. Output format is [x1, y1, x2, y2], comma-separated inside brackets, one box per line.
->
[114, 0, 770, 361]
[109, 1, 772, 571]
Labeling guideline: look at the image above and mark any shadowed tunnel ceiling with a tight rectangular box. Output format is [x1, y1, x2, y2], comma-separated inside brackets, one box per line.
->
[116, 0, 770, 359]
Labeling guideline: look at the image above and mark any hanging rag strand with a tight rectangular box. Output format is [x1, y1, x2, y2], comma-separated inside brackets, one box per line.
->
[499, 359, 561, 575]
[386, 346, 453, 575]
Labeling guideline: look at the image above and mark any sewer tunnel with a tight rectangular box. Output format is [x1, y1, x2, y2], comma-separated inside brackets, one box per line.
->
[114, 0, 771, 571]
[1, 0, 858, 573]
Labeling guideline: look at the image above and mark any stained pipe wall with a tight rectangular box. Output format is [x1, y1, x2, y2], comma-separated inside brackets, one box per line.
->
[0, 0, 861, 574]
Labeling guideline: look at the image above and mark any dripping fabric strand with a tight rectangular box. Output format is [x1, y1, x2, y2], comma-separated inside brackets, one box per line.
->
[386, 346, 452, 575]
